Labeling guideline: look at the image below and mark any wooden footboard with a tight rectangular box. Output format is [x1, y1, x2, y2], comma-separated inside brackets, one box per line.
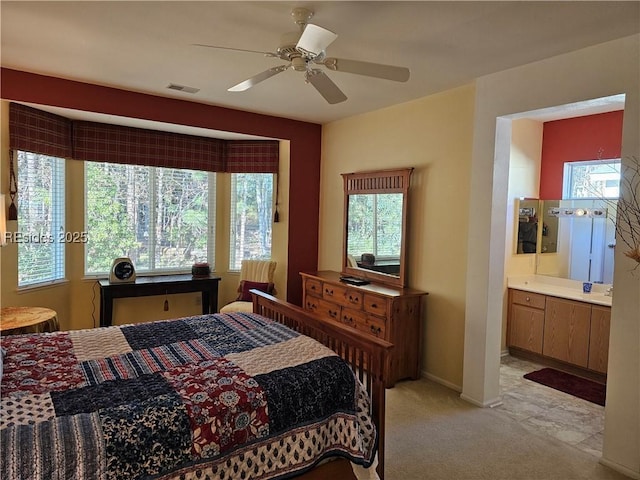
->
[251, 290, 393, 479]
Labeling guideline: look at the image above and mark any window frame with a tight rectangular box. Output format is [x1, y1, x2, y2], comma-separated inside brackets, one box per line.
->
[228, 172, 275, 272]
[83, 162, 216, 277]
[16, 150, 66, 288]
[562, 159, 621, 200]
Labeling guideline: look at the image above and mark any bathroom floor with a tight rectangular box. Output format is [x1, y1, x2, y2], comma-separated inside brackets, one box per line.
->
[497, 355, 605, 458]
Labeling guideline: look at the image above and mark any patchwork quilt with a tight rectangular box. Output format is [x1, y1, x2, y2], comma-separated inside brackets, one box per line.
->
[0, 312, 377, 480]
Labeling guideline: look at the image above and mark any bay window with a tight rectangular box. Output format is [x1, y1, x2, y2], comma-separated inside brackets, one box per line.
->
[85, 163, 214, 275]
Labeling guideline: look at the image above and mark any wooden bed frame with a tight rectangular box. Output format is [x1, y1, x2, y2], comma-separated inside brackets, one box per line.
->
[252, 290, 393, 480]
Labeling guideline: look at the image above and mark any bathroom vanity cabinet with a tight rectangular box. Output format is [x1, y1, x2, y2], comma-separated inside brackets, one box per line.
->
[508, 288, 610, 375]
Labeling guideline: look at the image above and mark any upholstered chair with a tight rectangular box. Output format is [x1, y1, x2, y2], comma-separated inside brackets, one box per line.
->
[219, 259, 277, 313]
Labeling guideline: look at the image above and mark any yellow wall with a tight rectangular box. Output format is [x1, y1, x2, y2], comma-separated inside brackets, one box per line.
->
[319, 85, 475, 389]
[0, 100, 290, 330]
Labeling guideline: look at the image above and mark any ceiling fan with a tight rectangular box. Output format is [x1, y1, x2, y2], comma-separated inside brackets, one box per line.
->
[193, 7, 410, 104]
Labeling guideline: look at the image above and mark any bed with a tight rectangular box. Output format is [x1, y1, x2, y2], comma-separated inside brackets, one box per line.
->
[0, 290, 392, 480]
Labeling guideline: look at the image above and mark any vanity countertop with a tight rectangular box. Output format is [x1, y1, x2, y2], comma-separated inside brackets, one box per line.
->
[507, 275, 612, 307]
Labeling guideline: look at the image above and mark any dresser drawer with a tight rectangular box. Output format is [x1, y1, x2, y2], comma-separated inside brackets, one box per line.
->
[316, 298, 341, 323]
[363, 294, 387, 317]
[361, 314, 386, 339]
[510, 289, 546, 309]
[341, 306, 367, 329]
[303, 294, 321, 313]
[341, 307, 387, 339]
[305, 278, 322, 296]
[304, 295, 341, 322]
[323, 283, 363, 309]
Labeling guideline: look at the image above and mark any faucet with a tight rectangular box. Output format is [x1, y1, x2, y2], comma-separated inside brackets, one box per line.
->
[605, 286, 613, 297]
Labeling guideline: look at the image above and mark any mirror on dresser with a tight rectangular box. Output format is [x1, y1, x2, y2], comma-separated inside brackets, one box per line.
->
[342, 168, 413, 288]
[514, 198, 617, 284]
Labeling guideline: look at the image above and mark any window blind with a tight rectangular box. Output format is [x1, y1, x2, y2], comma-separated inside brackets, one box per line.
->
[16, 151, 66, 286]
[84, 163, 215, 275]
[229, 173, 273, 270]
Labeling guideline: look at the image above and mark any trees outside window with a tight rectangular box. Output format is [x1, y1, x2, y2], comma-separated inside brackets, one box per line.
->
[85, 163, 213, 274]
[229, 173, 274, 270]
[563, 159, 621, 200]
[18, 161, 271, 278]
[16, 151, 65, 286]
[347, 193, 403, 260]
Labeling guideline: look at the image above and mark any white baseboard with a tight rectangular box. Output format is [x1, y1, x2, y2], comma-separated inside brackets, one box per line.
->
[421, 370, 462, 392]
[599, 457, 640, 479]
[459, 393, 503, 408]
[420, 371, 503, 408]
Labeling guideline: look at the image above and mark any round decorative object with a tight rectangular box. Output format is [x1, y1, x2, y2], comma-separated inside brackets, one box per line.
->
[191, 262, 211, 278]
[361, 253, 375, 265]
[109, 257, 136, 283]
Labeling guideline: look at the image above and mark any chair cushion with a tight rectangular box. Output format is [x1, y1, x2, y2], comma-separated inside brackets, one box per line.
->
[237, 280, 274, 302]
[220, 301, 254, 314]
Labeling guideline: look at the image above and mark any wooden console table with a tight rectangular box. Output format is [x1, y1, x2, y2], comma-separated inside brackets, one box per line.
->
[99, 274, 221, 327]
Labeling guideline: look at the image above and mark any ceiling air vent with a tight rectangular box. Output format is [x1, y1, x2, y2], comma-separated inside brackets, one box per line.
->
[166, 83, 200, 94]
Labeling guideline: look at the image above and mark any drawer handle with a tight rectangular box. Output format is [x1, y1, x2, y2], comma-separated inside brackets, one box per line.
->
[307, 301, 317, 310]
[325, 288, 334, 295]
[526, 297, 531, 302]
[329, 310, 338, 318]
[371, 303, 378, 308]
[310, 285, 317, 291]
[343, 315, 354, 325]
[348, 295, 359, 303]
[370, 325, 382, 335]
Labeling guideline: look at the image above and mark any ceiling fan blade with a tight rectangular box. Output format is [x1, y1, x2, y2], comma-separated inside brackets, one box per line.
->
[322, 58, 410, 82]
[306, 70, 347, 104]
[296, 24, 338, 57]
[228, 65, 289, 92]
[192, 43, 275, 57]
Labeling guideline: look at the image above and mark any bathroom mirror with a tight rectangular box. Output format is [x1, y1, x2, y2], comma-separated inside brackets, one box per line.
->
[515, 198, 616, 284]
[538, 198, 616, 284]
[342, 168, 413, 288]
[515, 198, 540, 254]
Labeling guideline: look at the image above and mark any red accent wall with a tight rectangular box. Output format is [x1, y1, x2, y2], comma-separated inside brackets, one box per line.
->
[1, 68, 321, 305]
[539, 111, 624, 199]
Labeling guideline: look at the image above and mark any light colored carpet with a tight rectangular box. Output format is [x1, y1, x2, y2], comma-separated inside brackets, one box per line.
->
[385, 379, 628, 480]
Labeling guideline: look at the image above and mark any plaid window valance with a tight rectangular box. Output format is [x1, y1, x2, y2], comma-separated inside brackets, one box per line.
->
[224, 141, 280, 173]
[72, 121, 226, 172]
[9, 103, 73, 159]
[9, 103, 278, 173]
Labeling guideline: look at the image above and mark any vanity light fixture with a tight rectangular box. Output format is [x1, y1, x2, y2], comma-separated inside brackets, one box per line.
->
[547, 207, 608, 218]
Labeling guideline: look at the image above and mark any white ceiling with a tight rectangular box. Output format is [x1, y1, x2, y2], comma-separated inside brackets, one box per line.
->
[2, 1, 639, 129]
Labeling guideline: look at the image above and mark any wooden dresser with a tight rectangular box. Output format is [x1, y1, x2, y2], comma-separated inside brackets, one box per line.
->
[301, 271, 427, 386]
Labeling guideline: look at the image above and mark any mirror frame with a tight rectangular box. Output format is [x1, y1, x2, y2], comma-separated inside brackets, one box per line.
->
[342, 167, 413, 288]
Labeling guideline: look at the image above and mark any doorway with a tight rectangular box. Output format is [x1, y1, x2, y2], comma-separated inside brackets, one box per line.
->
[495, 94, 625, 457]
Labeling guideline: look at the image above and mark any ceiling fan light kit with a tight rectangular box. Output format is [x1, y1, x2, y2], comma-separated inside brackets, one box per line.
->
[195, 7, 410, 104]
